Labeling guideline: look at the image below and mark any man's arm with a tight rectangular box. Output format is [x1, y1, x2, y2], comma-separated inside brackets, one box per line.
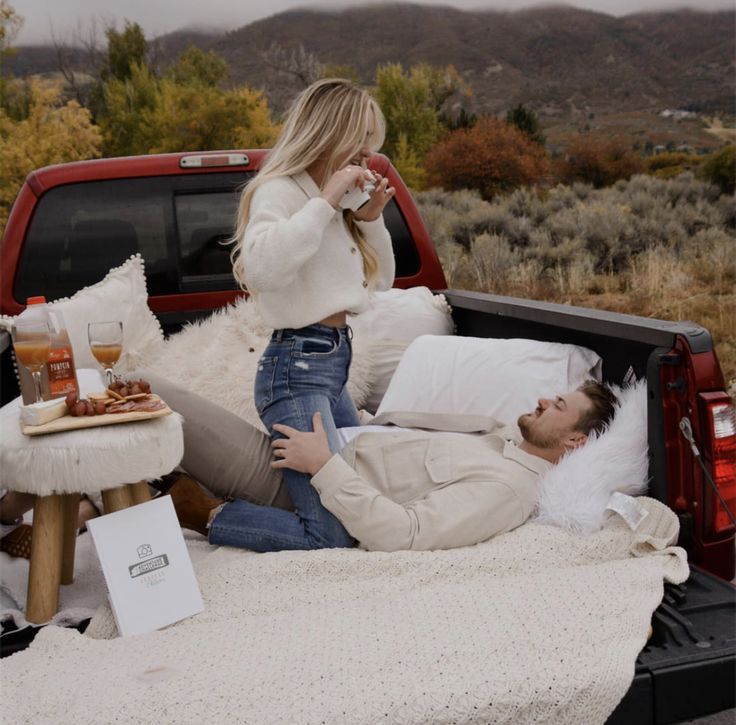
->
[311, 455, 527, 551]
[270, 412, 528, 551]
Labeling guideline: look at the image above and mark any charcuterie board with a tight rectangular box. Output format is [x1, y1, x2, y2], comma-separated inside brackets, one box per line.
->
[22, 396, 172, 436]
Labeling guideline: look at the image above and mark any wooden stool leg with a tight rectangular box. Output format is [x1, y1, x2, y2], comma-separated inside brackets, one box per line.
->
[61, 492, 80, 585]
[26, 494, 64, 624]
[128, 481, 152, 505]
[102, 485, 132, 514]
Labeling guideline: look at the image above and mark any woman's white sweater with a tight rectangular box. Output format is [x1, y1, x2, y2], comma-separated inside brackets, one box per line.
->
[241, 170, 395, 330]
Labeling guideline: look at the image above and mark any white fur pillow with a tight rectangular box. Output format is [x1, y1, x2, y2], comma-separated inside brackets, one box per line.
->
[376, 335, 602, 425]
[532, 380, 649, 534]
[1, 255, 164, 373]
[348, 288, 454, 413]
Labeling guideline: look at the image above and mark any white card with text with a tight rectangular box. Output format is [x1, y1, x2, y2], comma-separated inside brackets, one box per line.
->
[87, 495, 204, 637]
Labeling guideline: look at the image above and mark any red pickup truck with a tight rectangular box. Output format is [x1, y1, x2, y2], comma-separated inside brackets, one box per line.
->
[1, 151, 734, 723]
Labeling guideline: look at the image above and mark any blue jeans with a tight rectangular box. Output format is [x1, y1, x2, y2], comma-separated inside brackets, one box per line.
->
[208, 324, 359, 551]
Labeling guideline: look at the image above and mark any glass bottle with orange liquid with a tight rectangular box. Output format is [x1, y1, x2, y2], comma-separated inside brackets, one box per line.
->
[15, 297, 79, 404]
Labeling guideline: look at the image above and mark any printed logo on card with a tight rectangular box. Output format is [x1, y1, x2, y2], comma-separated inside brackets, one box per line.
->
[129, 551, 170, 579]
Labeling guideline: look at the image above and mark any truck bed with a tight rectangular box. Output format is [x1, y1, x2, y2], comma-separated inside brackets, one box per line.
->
[443, 289, 736, 723]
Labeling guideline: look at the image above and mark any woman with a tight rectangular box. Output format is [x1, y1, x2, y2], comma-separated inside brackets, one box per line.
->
[194, 78, 395, 552]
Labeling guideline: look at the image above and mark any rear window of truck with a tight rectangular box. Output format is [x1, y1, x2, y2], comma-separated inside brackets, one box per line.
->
[14, 173, 420, 303]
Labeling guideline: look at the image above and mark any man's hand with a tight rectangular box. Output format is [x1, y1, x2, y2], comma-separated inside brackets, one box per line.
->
[271, 412, 333, 476]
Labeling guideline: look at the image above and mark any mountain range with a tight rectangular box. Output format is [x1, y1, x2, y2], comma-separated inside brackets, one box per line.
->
[9, 3, 735, 148]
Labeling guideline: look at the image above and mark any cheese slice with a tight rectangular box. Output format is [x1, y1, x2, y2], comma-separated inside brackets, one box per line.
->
[20, 398, 68, 426]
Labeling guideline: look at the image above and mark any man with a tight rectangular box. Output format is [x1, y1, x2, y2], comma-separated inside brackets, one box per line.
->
[167, 379, 617, 552]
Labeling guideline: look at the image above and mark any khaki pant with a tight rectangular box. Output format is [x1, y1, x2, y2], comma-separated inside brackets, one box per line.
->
[141, 371, 293, 511]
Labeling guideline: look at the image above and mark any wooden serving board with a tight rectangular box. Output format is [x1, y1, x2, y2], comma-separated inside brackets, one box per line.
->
[22, 396, 172, 437]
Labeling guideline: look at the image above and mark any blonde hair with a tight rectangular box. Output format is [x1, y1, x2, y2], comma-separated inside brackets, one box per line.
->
[231, 78, 386, 288]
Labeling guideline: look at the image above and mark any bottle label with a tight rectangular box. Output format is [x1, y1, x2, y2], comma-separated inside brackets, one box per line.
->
[47, 346, 79, 397]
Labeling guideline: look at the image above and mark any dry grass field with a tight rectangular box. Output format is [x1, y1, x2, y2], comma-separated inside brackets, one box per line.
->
[416, 174, 735, 393]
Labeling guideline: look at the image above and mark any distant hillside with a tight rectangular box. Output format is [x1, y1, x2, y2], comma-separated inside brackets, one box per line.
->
[217, 4, 733, 112]
[9, 3, 734, 148]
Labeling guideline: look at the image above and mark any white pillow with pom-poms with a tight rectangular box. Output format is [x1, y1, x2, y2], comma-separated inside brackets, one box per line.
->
[532, 379, 649, 534]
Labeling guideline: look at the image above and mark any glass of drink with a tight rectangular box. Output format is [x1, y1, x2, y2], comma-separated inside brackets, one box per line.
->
[12, 321, 52, 403]
[88, 321, 123, 387]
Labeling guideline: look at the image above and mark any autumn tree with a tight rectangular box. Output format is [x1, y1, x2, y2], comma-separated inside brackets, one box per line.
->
[0, 80, 102, 229]
[424, 116, 549, 200]
[558, 135, 643, 188]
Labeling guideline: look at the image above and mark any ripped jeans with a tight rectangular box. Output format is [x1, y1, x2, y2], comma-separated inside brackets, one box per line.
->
[208, 324, 359, 551]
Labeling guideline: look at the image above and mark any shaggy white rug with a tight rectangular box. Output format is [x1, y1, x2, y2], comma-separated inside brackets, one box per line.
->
[1, 498, 688, 725]
[143, 296, 374, 433]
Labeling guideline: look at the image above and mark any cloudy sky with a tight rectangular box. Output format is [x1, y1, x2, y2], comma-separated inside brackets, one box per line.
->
[13, 0, 735, 45]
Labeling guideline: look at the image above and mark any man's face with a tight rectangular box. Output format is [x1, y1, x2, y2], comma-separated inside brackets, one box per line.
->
[517, 391, 592, 450]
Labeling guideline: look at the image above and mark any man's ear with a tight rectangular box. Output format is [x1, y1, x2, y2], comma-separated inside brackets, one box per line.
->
[563, 432, 588, 452]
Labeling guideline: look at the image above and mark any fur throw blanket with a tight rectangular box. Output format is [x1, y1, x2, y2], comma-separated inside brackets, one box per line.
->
[1, 498, 688, 725]
[144, 297, 374, 433]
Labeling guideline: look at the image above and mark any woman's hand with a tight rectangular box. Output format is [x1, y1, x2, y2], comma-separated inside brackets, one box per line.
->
[271, 412, 332, 476]
[321, 165, 375, 210]
[353, 173, 396, 222]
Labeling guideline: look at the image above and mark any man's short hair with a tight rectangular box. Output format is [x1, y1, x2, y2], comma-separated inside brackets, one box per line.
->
[575, 380, 618, 436]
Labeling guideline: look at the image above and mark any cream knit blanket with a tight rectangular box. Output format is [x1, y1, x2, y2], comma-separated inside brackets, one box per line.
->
[1, 498, 688, 725]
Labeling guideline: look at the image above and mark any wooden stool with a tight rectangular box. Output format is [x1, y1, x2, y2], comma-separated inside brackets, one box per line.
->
[0, 404, 183, 624]
[26, 483, 152, 623]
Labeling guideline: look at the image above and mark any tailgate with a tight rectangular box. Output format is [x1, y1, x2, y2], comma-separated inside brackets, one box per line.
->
[608, 567, 735, 724]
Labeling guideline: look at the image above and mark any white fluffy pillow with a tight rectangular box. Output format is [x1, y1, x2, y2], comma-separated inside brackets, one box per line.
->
[348, 288, 454, 413]
[376, 335, 602, 425]
[532, 380, 649, 533]
[1, 255, 164, 373]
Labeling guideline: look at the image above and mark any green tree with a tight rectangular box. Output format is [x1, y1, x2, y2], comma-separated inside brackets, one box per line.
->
[100, 57, 278, 156]
[700, 145, 735, 195]
[441, 107, 477, 132]
[320, 63, 361, 84]
[374, 63, 462, 162]
[148, 81, 277, 153]
[0, 0, 23, 115]
[166, 45, 228, 87]
[100, 61, 159, 156]
[506, 104, 545, 146]
[392, 132, 426, 190]
[103, 21, 147, 82]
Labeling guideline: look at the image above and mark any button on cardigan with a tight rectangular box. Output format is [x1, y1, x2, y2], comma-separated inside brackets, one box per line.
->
[240, 170, 395, 330]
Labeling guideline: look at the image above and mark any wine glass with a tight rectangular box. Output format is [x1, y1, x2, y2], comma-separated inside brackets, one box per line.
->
[88, 321, 123, 387]
[12, 321, 51, 403]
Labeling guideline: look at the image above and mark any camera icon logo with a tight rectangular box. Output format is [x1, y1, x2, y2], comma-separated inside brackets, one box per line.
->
[137, 544, 153, 559]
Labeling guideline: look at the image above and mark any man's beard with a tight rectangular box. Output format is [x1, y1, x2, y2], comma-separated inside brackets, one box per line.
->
[517, 413, 561, 449]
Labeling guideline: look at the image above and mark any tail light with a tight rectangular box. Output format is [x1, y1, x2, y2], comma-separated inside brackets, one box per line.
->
[700, 394, 736, 535]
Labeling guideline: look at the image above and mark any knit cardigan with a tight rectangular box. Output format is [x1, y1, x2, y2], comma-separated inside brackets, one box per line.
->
[240, 170, 395, 330]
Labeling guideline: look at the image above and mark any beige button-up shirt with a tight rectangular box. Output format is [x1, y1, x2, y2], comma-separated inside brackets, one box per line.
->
[311, 412, 552, 552]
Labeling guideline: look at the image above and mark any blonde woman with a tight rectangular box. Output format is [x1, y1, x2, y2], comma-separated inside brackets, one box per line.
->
[207, 79, 395, 551]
